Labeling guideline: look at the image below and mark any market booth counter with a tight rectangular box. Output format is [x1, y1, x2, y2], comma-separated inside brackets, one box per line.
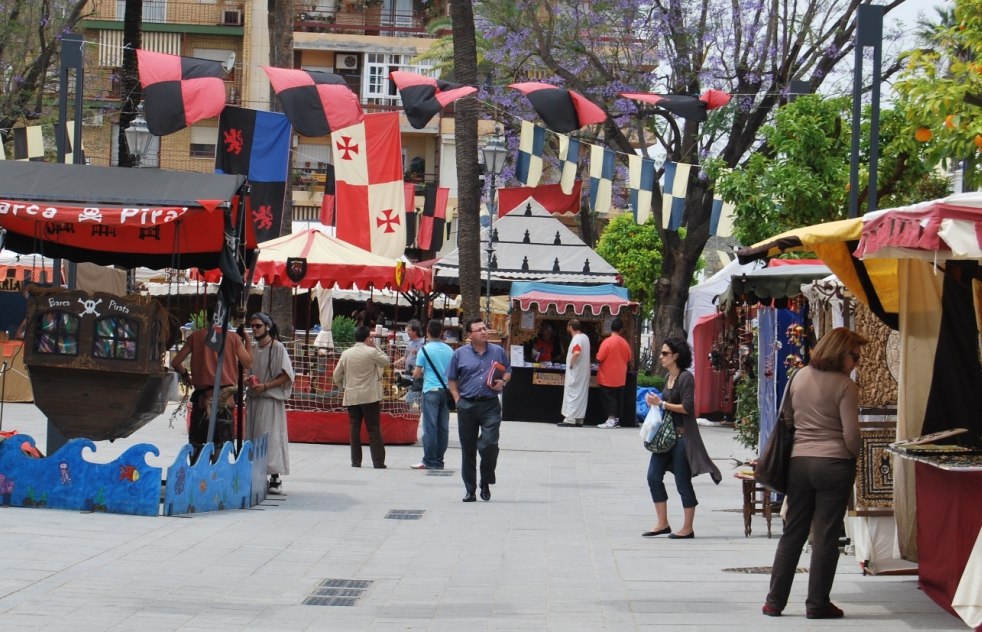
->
[501, 282, 638, 425]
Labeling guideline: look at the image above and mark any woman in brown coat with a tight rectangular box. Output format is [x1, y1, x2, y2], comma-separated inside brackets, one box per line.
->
[643, 337, 722, 539]
[763, 327, 866, 619]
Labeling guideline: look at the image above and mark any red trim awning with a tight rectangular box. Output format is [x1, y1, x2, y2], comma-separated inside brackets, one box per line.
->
[514, 290, 637, 316]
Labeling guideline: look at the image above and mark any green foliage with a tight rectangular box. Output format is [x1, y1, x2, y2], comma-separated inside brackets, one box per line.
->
[895, 0, 982, 187]
[331, 315, 357, 345]
[733, 337, 759, 452]
[636, 373, 665, 390]
[190, 310, 208, 330]
[595, 214, 663, 322]
[706, 95, 950, 247]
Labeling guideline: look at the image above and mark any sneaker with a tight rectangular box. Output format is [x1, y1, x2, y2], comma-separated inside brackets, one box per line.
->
[597, 419, 620, 428]
[410, 463, 428, 470]
[268, 479, 283, 495]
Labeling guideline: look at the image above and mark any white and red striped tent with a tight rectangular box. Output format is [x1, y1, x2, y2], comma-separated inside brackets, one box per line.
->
[856, 192, 982, 261]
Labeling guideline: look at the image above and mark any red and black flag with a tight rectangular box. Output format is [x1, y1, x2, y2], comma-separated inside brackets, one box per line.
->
[389, 71, 477, 129]
[137, 50, 227, 136]
[620, 89, 732, 122]
[262, 67, 364, 138]
[216, 106, 293, 243]
[508, 83, 607, 133]
[418, 184, 449, 251]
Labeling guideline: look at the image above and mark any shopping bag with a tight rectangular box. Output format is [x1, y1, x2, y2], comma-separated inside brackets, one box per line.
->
[639, 404, 662, 442]
[645, 411, 677, 454]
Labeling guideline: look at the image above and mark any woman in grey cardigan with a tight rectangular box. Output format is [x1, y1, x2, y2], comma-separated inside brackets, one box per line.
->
[643, 337, 722, 538]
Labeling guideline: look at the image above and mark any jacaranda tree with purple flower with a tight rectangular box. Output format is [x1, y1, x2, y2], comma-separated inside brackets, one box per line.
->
[475, 0, 912, 351]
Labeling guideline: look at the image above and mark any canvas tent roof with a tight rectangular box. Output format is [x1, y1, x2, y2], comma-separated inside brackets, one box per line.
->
[718, 264, 831, 311]
[433, 198, 619, 287]
[0, 161, 250, 270]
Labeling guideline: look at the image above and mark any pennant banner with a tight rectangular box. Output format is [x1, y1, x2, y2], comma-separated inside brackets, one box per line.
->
[589, 145, 615, 215]
[138, 50, 226, 136]
[332, 112, 406, 258]
[319, 164, 337, 226]
[558, 135, 580, 195]
[216, 106, 293, 243]
[508, 83, 607, 133]
[13, 127, 44, 161]
[515, 120, 545, 187]
[629, 154, 656, 224]
[404, 182, 417, 247]
[497, 181, 583, 217]
[418, 184, 449, 251]
[389, 71, 477, 129]
[711, 188, 736, 237]
[662, 161, 691, 231]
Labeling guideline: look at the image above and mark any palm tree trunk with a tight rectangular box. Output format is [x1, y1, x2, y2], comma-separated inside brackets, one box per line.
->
[451, 0, 480, 323]
[117, 0, 143, 168]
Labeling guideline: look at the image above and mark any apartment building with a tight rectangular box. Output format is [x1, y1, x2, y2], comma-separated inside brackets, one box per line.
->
[76, 0, 469, 258]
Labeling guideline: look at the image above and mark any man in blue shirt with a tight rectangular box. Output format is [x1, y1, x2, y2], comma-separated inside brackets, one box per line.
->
[446, 318, 512, 502]
[410, 319, 455, 470]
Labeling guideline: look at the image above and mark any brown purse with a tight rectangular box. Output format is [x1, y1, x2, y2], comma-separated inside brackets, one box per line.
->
[754, 369, 798, 494]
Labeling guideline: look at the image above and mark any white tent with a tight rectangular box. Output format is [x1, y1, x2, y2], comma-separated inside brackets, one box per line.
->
[684, 258, 762, 348]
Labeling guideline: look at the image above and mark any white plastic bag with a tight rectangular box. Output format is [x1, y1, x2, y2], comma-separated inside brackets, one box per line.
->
[640, 404, 663, 444]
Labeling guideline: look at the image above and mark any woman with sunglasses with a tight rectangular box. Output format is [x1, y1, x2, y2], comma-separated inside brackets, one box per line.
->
[246, 313, 295, 495]
[762, 327, 866, 619]
[643, 338, 722, 539]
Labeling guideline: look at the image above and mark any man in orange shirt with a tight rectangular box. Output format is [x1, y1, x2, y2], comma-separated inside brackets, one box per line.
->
[596, 318, 632, 428]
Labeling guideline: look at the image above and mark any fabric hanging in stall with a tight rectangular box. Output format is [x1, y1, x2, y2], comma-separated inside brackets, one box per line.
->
[757, 306, 778, 453]
[312, 286, 334, 348]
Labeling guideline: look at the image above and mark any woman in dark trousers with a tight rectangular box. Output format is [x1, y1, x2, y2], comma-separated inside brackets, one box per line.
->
[763, 327, 866, 619]
[643, 337, 722, 539]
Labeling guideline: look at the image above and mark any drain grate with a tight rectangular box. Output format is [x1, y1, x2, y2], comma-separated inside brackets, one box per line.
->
[385, 509, 425, 520]
[303, 579, 373, 606]
[722, 567, 808, 574]
[426, 470, 455, 477]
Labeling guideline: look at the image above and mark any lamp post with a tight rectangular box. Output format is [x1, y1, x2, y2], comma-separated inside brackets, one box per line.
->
[124, 106, 157, 168]
[482, 129, 507, 324]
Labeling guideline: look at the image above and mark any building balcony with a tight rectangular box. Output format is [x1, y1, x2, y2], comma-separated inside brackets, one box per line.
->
[88, 0, 246, 27]
[87, 66, 243, 107]
[293, 1, 448, 37]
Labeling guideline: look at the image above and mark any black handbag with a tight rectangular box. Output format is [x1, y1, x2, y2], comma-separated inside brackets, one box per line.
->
[755, 369, 798, 494]
[421, 346, 455, 412]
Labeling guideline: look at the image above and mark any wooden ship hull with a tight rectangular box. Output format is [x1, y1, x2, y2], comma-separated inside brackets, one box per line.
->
[29, 366, 169, 441]
[24, 289, 171, 442]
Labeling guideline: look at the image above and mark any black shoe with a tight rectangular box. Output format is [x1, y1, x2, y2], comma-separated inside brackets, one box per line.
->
[351, 463, 361, 468]
[641, 527, 672, 537]
[374, 464, 387, 469]
[462, 492, 477, 502]
[556, 421, 579, 427]
[480, 483, 491, 501]
[668, 531, 695, 539]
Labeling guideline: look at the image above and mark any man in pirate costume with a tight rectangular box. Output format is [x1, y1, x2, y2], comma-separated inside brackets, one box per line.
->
[171, 303, 254, 462]
[245, 312, 295, 495]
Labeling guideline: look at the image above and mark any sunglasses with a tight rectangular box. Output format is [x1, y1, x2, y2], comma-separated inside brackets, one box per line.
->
[660, 351, 674, 356]
[250, 324, 265, 329]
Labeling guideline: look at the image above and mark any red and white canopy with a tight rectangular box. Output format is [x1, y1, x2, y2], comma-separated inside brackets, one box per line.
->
[856, 192, 982, 260]
[198, 229, 431, 291]
[509, 282, 637, 316]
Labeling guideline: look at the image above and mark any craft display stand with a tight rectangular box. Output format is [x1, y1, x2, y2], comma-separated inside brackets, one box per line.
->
[735, 472, 779, 538]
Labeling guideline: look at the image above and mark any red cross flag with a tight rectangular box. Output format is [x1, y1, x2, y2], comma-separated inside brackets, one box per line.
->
[332, 112, 406, 259]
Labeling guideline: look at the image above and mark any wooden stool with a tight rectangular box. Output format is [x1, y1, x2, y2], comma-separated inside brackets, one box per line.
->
[736, 473, 778, 538]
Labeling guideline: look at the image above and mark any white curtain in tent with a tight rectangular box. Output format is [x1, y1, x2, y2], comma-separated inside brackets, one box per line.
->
[312, 286, 334, 347]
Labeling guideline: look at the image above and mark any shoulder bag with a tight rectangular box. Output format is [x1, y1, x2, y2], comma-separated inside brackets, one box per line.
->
[421, 346, 456, 412]
[755, 369, 798, 494]
[644, 410, 677, 454]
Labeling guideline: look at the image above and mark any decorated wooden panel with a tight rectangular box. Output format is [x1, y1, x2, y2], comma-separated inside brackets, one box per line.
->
[857, 425, 895, 508]
[0, 435, 161, 516]
[163, 441, 254, 515]
[854, 303, 898, 407]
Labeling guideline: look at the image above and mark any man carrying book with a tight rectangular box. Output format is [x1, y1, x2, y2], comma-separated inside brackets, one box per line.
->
[446, 318, 512, 502]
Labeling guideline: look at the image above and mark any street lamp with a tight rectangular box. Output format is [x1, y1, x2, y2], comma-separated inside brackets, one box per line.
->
[124, 106, 157, 168]
[482, 128, 507, 324]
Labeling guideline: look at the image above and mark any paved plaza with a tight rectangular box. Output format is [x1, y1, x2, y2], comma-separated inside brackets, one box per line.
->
[0, 402, 963, 631]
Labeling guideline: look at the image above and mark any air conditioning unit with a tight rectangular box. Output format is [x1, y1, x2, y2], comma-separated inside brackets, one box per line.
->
[337, 54, 360, 70]
[222, 9, 242, 25]
[84, 113, 104, 127]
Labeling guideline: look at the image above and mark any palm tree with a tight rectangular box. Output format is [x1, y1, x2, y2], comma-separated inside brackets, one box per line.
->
[411, 16, 492, 78]
[117, 0, 143, 168]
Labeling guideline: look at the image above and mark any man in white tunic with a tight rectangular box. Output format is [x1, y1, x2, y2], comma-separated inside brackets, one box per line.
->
[246, 313, 295, 494]
[558, 319, 590, 427]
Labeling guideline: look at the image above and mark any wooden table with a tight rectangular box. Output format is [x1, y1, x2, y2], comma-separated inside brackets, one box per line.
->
[735, 472, 779, 538]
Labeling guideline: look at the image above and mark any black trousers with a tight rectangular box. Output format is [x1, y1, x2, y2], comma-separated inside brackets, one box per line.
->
[457, 397, 501, 494]
[766, 456, 855, 612]
[599, 385, 622, 419]
[348, 401, 385, 467]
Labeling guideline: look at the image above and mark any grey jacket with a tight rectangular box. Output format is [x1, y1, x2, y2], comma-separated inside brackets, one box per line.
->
[333, 342, 390, 406]
[664, 370, 722, 484]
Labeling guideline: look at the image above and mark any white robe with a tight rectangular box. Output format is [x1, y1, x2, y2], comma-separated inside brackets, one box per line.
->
[247, 339, 295, 476]
[562, 332, 591, 421]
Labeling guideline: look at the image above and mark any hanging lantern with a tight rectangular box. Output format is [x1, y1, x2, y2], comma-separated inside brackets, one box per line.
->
[915, 127, 932, 142]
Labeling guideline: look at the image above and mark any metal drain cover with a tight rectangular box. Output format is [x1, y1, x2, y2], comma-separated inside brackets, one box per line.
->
[426, 470, 455, 477]
[303, 579, 373, 606]
[313, 587, 367, 597]
[319, 579, 373, 589]
[304, 596, 358, 607]
[722, 567, 808, 574]
[386, 509, 425, 520]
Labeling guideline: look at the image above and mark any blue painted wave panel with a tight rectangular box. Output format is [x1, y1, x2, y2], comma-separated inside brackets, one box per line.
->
[163, 441, 253, 516]
[0, 435, 161, 516]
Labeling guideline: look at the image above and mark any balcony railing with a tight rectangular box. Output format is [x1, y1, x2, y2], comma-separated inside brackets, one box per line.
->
[87, 66, 243, 106]
[294, 4, 447, 37]
[89, 0, 246, 27]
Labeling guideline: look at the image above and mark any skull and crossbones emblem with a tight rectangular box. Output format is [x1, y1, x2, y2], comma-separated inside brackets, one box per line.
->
[78, 297, 102, 316]
[78, 208, 103, 223]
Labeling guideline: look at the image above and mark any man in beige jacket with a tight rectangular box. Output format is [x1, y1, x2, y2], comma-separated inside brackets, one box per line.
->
[334, 326, 391, 468]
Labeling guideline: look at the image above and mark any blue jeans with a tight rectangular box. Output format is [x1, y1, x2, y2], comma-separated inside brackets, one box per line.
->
[646, 434, 698, 508]
[421, 389, 450, 468]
